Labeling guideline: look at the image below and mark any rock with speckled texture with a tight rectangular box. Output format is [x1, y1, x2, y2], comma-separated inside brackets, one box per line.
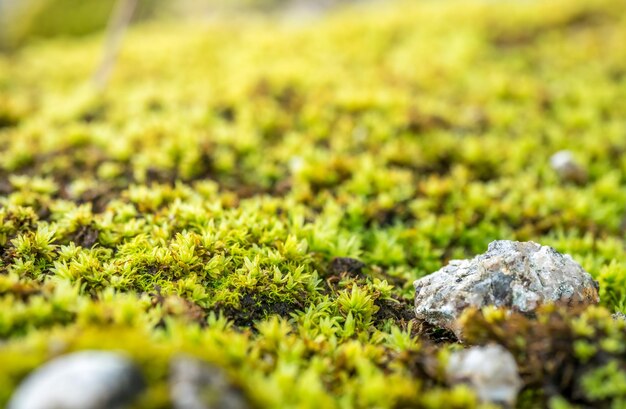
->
[414, 240, 599, 337]
[612, 312, 626, 321]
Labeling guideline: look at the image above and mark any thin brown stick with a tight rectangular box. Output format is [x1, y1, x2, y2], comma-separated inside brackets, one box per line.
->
[92, 0, 138, 90]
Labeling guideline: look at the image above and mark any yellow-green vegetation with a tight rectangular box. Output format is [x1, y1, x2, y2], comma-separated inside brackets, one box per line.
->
[0, 0, 162, 49]
[1, 0, 626, 407]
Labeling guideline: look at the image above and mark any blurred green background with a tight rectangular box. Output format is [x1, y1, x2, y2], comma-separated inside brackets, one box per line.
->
[0, 0, 357, 50]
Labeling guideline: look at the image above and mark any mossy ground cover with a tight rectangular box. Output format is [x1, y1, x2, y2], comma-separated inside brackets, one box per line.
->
[1, 0, 626, 407]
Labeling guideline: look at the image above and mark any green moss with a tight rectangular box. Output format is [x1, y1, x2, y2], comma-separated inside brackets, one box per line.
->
[1, 0, 626, 407]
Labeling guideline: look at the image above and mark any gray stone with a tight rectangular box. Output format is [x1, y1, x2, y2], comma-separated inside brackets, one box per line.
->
[414, 240, 599, 337]
[170, 355, 249, 409]
[446, 344, 522, 406]
[8, 350, 145, 409]
[612, 312, 626, 321]
[550, 150, 587, 184]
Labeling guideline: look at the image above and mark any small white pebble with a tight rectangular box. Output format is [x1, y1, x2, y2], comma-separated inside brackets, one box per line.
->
[8, 351, 144, 409]
[447, 344, 522, 406]
[550, 150, 587, 183]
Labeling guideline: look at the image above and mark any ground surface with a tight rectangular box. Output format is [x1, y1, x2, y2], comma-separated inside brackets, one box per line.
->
[1, 0, 626, 407]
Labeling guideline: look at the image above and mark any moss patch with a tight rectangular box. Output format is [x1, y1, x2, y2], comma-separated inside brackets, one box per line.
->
[1, 0, 626, 407]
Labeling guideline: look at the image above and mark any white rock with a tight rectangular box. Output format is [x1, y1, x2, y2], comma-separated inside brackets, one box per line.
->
[8, 351, 144, 409]
[550, 150, 587, 183]
[446, 344, 522, 406]
[414, 240, 599, 337]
